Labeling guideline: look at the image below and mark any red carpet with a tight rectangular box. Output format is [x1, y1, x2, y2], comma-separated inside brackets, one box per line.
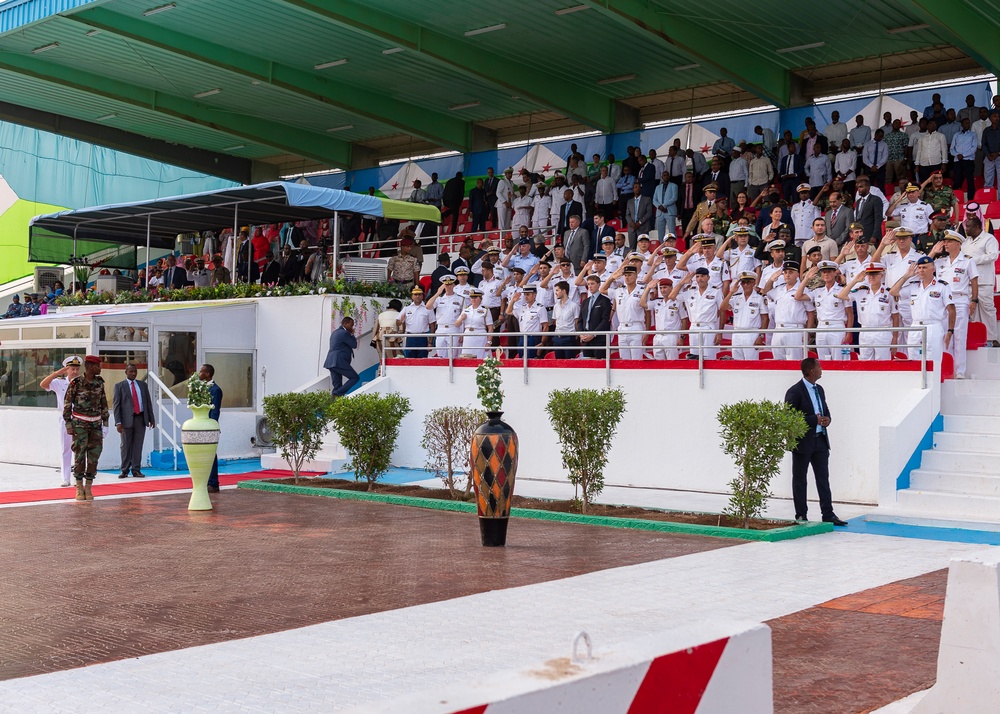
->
[0, 469, 323, 506]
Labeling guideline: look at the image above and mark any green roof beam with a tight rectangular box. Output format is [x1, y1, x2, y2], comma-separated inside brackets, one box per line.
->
[66, 7, 474, 152]
[275, 0, 616, 132]
[581, 0, 792, 107]
[907, 0, 1000, 78]
[0, 52, 351, 168]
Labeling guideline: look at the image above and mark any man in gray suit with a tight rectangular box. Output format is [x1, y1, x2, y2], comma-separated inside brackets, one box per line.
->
[112, 363, 155, 478]
[625, 182, 653, 248]
[562, 214, 590, 272]
[824, 191, 855, 247]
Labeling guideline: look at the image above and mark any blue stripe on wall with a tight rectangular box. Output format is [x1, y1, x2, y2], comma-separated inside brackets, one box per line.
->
[896, 413, 944, 491]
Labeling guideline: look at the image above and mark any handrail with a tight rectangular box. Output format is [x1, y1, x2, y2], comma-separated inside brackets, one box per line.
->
[382, 325, 931, 390]
[147, 370, 182, 469]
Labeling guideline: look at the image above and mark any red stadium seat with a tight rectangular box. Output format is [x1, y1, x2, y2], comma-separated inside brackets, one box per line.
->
[715, 351, 732, 360]
[419, 275, 431, 292]
[758, 351, 773, 360]
[975, 188, 997, 203]
[807, 350, 818, 359]
[892, 351, 909, 360]
[940, 351, 955, 382]
[968, 321, 987, 350]
[543, 351, 556, 359]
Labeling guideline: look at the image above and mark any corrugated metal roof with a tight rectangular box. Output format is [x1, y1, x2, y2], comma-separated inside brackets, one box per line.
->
[0, 0, 991, 175]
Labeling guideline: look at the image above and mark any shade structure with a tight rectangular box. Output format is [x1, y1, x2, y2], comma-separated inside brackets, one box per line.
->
[28, 181, 440, 266]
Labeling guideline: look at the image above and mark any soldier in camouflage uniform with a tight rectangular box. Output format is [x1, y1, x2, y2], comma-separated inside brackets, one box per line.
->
[62, 355, 109, 501]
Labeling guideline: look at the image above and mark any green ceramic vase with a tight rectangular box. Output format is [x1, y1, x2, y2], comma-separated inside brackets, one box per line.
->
[181, 404, 219, 511]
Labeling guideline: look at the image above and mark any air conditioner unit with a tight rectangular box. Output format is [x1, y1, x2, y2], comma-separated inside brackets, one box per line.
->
[95, 275, 135, 296]
[253, 415, 274, 447]
[341, 257, 388, 283]
[34, 266, 64, 294]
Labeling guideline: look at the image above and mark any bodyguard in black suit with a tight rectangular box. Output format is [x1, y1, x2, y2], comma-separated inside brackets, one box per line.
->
[578, 274, 613, 358]
[853, 176, 885, 242]
[112, 364, 155, 478]
[783, 358, 847, 526]
[557, 197, 584, 235]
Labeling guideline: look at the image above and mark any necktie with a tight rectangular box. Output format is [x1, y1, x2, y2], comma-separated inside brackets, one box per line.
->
[130, 380, 140, 414]
[585, 295, 594, 326]
[831, 208, 838, 225]
[686, 184, 693, 208]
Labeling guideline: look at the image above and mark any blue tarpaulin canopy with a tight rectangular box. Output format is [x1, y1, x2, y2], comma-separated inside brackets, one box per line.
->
[29, 181, 439, 251]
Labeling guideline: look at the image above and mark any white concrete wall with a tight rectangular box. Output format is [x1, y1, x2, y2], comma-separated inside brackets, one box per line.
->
[366, 363, 938, 505]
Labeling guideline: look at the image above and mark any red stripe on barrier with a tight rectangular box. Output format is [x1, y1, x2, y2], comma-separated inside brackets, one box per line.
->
[627, 637, 728, 714]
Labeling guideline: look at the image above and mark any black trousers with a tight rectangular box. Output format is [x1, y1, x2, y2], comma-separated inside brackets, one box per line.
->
[792, 433, 833, 519]
[953, 159, 976, 198]
[120, 416, 148, 475]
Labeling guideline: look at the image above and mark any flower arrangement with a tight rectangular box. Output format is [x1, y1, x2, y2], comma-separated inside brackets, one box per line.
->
[55, 279, 408, 307]
[186, 373, 213, 409]
[475, 356, 504, 413]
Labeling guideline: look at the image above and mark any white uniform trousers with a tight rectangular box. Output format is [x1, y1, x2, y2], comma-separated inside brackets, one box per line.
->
[651, 333, 681, 360]
[972, 281, 998, 342]
[815, 321, 847, 360]
[771, 323, 806, 360]
[859, 328, 893, 360]
[947, 301, 971, 376]
[907, 321, 945, 364]
[434, 325, 462, 358]
[617, 323, 645, 360]
[60, 426, 72, 486]
[688, 323, 719, 360]
[730, 332, 760, 360]
[497, 204, 512, 231]
[461, 331, 489, 359]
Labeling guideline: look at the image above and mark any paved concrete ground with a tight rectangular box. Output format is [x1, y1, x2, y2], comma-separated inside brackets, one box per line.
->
[0, 460, 984, 712]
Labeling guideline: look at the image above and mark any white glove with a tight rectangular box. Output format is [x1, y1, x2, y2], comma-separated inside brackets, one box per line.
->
[102, 425, 109, 438]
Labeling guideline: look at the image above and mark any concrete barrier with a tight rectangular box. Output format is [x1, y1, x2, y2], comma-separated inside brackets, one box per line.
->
[347, 621, 772, 714]
[912, 547, 1000, 713]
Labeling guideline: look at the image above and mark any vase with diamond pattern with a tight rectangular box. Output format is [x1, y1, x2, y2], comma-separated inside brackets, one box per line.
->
[470, 411, 518, 546]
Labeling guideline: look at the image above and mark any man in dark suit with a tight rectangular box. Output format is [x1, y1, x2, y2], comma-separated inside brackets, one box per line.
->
[484, 167, 499, 228]
[162, 255, 187, 289]
[112, 363, 155, 478]
[578, 274, 613, 358]
[784, 358, 847, 526]
[557, 189, 584, 235]
[428, 252, 452, 296]
[706, 157, 730, 202]
[198, 363, 224, 492]
[468, 178, 488, 232]
[586, 211, 616, 258]
[853, 176, 885, 241]
[625, 183, 653, 248]
[442, 172, 466, 233]
[324, 317, 359, 397]
[778, 146, 804, 201]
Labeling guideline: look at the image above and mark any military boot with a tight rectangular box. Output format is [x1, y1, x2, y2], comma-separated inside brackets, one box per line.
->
[74, 479, 86, 501]
[83, 479, 94, 501]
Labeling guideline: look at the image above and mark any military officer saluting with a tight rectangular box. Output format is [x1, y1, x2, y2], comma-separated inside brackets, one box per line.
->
[889, 255, 955, 363]
[929, 229, 979, 378]
[40, 355, 83, 487]
[799, 261, 852, 360]
[454, 288, 492, 358]
[838, 262, 899, 360]
[425, 275, 466, 359]
[62, 355, 109, 501]
[721, 271, 770, 360]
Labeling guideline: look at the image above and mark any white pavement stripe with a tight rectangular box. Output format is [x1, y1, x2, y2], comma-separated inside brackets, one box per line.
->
[0, 533, 980, 712]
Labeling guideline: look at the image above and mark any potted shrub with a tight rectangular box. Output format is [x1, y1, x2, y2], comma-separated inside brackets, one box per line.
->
[181, 373, 218, 511]
[470, 356, 518, 546]
[262, 392, 336, 485]
[545, 388, 627, 513]
[717, 399, 808, 528]
[421, 405, 486, 499]
[329, 392, 411, 491]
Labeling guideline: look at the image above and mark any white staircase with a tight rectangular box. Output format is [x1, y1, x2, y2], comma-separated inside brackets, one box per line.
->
[892, 379, 1000, 523]
[259, 427, 349, 474]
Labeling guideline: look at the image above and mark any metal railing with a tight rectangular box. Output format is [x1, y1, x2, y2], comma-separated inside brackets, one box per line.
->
[148, 371, 183, 468]
[381, 325, 931, 389]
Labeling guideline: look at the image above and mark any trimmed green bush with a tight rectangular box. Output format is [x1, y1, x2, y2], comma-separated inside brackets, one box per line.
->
[545, 388, 627, 513]
[717, 399, 808, 528]
[329, 392, 411, 491]
[263, 391, 336, 484]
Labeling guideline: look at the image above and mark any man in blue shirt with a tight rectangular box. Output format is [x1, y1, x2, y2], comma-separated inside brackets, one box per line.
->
[950, 117, 978, 199]
[783, 358, 847, 526]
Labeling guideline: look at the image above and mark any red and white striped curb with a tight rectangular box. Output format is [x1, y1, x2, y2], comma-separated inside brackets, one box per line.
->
[349, 622, 772, 714]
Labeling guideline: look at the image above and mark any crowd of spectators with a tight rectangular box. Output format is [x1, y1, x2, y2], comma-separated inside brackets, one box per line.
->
[378, 92, 1000, 378]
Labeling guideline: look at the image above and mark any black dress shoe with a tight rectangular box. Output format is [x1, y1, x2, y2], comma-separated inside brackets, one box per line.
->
[132, 472, 145, 478]
[794, 515, 808, 524]
[823, 515, 848, 527]
[118, 473, 128, 479]
[207, 485, 220, 493]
